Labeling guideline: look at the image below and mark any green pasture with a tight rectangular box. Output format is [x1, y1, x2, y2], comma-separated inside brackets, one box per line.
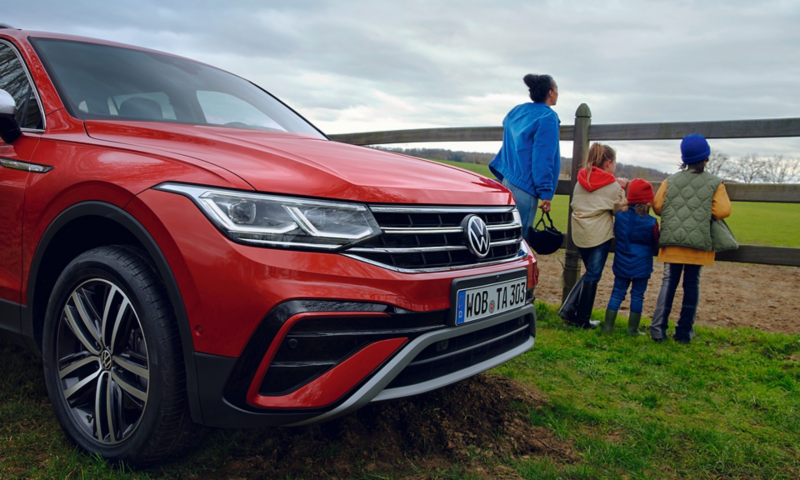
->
[2, 304, 799, 478]
[431, 158, 800, 248]
[497, 304, 800, 479]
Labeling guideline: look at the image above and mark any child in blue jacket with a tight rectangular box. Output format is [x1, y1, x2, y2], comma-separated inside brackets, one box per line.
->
[602, 179, 660, 335]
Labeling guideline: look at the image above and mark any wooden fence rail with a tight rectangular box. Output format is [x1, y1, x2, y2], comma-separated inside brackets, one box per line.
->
[330, 108, 800, 299]
[329, 117, 800, 145]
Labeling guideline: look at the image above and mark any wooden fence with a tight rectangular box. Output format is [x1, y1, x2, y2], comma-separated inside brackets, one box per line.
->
[330, 105, 800, 300]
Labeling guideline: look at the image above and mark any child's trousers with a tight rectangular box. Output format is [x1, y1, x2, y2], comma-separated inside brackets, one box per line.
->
[649, 263, 702, 341]
[607, 276, 648, 314]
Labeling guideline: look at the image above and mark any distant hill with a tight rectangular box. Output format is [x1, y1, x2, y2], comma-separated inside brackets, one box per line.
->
[378, 147, 668, 181]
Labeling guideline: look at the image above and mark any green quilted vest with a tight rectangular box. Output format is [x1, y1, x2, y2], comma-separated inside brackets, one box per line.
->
[659, 170, 722, 251]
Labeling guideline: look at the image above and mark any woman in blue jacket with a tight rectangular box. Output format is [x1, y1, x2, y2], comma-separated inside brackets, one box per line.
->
[489, 74, 560, 235]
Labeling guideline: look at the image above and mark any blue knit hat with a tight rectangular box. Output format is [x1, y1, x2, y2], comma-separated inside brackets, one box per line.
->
[680, 134, 711, 164]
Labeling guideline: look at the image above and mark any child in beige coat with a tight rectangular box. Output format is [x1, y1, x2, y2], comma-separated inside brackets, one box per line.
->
[561, 143, 627, 328]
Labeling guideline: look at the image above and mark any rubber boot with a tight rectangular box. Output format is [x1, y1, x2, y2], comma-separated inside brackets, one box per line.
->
[602, 310, 617, 333]
[574, 280, 599, 329]
[627, 312, 645, 336]
[559, 276, 584, 323]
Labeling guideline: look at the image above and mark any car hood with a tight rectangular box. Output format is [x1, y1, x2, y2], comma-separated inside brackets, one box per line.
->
[85, 121, 513, 205]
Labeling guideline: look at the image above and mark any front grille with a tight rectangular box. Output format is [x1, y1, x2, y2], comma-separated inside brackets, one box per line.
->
[385, 313, 533, 390]
[345, 206, 524, 272]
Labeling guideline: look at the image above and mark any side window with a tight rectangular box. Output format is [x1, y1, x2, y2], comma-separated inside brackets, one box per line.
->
[196, 91, 286, 131]
[0, 42, 44, 130]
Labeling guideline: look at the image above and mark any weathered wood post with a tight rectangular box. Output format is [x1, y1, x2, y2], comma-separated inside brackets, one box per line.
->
[561, 103, 591, 303]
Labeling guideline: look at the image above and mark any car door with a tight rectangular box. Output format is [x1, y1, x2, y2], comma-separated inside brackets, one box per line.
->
[0, 38, 44, 331]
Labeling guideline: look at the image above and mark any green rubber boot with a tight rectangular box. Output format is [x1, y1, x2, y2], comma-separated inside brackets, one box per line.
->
[602, 310, 617, 334]
[627, 312, 645, 336]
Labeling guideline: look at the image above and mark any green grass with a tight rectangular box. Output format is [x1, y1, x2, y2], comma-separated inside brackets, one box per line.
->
[495, 303, 800, 479]
[430, 158, 800, 247]
[3, 304, 800, 478]
[723, 202, 800, 247]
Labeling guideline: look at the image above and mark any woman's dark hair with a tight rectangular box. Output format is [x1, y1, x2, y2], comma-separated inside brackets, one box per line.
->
[524, 74, 555, 103]
[679, 161, 706, 173]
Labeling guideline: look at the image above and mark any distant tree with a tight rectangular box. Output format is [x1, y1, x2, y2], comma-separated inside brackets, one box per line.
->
[706, 149, 730, 177]
[725, 154, 764, 183]
[759, 155, 800, 184]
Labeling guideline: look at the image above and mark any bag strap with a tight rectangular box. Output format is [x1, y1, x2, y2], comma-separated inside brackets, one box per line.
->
[533, 211, 556, 231]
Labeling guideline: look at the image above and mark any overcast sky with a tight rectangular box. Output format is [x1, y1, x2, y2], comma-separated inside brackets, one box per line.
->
[6, 0, 800, 170]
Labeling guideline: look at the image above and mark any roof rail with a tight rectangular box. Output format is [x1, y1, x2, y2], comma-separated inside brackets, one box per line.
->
[0, 24, 17, 29]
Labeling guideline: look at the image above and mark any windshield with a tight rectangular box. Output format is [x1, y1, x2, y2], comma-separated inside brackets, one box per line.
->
[30, 38, 325, 137]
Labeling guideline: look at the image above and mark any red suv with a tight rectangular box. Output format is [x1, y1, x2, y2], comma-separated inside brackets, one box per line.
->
[0, 26, 538, 465]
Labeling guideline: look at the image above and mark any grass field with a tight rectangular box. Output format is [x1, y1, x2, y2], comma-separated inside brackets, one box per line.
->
[430, 159, 800, 247]
[2, 304, 799, 479]
[497, 304, 800, 479]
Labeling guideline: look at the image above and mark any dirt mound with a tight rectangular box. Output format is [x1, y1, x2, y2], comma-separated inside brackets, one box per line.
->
[193, 375, 574, 479]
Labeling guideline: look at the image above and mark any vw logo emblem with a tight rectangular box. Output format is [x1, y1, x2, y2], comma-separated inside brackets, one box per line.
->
[462, 215, 491, 258]
[101, 350, 113, 371]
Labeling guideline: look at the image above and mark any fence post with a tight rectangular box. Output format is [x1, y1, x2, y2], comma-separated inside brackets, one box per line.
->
[562, 103, 592, 303]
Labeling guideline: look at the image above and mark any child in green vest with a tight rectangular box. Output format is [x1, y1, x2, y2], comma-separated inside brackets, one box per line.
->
[649, 134, 732, 344]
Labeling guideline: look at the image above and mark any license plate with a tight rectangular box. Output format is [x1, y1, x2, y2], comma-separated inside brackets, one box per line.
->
[453, 271, 527, 325]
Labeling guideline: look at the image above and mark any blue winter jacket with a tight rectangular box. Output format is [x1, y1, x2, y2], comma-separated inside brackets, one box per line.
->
[612, 209, 659, 279]
[489, 102, 561, 200]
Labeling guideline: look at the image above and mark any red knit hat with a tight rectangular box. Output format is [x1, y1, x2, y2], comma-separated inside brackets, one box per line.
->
[627, 178, 654, 204]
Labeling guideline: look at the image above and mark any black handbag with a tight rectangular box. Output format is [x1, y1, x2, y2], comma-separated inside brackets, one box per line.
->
[527, 211, 564, 255]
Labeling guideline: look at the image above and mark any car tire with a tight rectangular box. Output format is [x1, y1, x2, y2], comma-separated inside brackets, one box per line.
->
[42, 245, 203, 466]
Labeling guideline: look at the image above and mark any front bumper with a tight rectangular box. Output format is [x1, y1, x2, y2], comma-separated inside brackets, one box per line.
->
[194, 298, 535, 429]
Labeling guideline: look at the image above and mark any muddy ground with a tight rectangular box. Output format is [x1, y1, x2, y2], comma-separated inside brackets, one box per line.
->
[191, 375, 575, 479]
[533, 254, 800, 334]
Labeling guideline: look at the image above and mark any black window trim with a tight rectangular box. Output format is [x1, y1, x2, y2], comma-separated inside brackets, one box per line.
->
[0, 37, 46, 133]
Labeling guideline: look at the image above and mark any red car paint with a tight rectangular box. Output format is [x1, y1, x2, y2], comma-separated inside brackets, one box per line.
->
[0, 28, 537, 430]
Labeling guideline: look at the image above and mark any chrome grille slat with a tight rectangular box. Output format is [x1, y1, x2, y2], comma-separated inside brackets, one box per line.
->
[345, 205, 525, 272]
[488, 223, 523, 231]
[349, 245, 468, 254]
[382, 227, 464, 234]
[491, 238, 522, 247]
[381, 223, 521, 235]
[369, 205, 516, 214]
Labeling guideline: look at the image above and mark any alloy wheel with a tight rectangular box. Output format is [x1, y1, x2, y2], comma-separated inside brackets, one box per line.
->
[55, 279, 149, 445]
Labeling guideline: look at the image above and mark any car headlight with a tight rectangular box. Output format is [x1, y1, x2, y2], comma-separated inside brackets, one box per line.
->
[155, 183, 381, 250]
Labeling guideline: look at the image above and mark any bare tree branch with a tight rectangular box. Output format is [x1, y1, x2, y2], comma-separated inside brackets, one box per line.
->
[707, 149, 730, 178]
[760, 155, 800, 184]
[726, 154, 764, 184]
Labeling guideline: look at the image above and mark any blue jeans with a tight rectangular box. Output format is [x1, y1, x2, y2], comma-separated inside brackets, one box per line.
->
[577, 240, 612, 282]
[502, 178, 539, 235]
[607, 276, 649, 314]
[649, 263, 702, 341]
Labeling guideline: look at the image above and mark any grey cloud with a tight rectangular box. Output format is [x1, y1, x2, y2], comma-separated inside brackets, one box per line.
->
[4, 0, 800, 163]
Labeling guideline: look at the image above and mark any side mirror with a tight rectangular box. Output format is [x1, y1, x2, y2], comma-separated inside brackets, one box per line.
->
[0, 89, 21, 143]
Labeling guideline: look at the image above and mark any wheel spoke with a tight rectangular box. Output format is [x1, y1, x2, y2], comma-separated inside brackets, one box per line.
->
[63, 305, 101, 356]
[109, 298, 130, 354]
[112, 355, 149, 380]
[72, 292, 102, 347]
[100, 285, 119, 348]
[94, 372, 107, 441]
[63, 369, 101, 401]
[104, 372, 117, 443]
[111, 370, 147, 402]
[59, 356, 99, 379]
